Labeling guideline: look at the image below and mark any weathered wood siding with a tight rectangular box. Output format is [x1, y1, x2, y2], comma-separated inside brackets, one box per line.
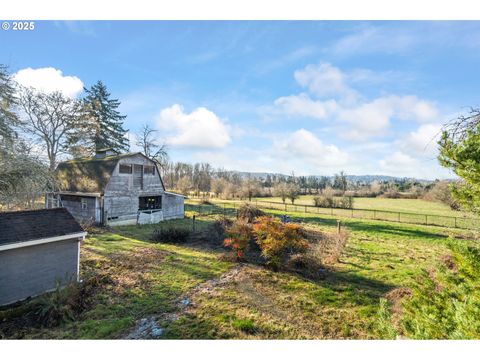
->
[0, 238, 80, 306]
[163, 193, 184, 220]
[104, 154, 169, 225]
[60, 196, 97, 223]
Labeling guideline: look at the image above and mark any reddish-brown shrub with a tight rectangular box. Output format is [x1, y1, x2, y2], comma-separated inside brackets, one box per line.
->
[223, 222, 252, 261]
[252, 216, 308, 269]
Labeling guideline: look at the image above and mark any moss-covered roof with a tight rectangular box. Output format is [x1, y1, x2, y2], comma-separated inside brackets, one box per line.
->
[55, 153, 143, 193]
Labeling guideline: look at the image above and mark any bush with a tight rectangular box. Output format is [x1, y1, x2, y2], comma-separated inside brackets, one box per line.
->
[200, 199, 213, 205]
[313, 195, 354, 209]
[236, 203, 265, 223]
[252, 216, 308, 270]
[313, 194, 334, 208]
[223, 221, 252, 261]
[152, 227, 191, 243]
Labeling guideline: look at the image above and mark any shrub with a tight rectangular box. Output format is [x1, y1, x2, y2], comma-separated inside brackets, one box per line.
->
[236, 203, 265, 223]
[152, 227, 191, 243]
[200, 199, 213, 205]
[252, 216, 308, 270]
[335, 196, 354, 209]
[313, 194, 334, 208]
[223, 221, 252, 261]
[313, 195, 354, 209]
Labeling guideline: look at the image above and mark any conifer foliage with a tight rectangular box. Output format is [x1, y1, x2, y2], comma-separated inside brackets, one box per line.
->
[82, 81, 129, 154]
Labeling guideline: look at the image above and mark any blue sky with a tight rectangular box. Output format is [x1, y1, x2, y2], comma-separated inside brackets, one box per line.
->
[3, 21, 480, 179]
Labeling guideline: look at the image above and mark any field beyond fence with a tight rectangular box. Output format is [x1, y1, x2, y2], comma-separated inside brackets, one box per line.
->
[185, 198, 479, 230]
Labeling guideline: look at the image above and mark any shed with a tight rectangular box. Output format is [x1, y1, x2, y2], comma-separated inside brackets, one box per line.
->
[0, 208, 87, 306]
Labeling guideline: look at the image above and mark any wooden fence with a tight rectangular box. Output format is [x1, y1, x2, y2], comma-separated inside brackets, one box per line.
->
[185, 199, 479, 230]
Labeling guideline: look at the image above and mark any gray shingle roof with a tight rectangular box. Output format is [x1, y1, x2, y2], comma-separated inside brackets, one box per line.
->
[0, 208, 84, 246]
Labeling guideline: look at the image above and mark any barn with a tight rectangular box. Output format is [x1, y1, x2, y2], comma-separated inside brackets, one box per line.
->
[47, 149, 185, 226]
[0, 208, 86, 306]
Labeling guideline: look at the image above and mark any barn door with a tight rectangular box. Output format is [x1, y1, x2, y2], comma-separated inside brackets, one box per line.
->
[133, 164, 143, 189]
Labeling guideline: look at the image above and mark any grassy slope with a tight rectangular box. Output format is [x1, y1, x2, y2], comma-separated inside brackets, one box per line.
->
[2, 209, 476, 339]
[1, 218, 232, 339]
[162, 209, 466, 339]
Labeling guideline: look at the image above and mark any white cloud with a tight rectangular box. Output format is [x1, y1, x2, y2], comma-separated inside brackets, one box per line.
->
[271, 62, 440, 141]
[273, 129, 349, 167]
[379, 151, 421, 177]
[337, 95, 439, 140]
[13, 67, 84, 98]
[294, 62, 358, 101]
[398, 123, 442, 157]
[274, 93, 337, 119]
[156, 104, 231, 149]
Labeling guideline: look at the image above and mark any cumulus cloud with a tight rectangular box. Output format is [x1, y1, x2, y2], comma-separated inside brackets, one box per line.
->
[379, 151, 421, 177]
[272, 62, 439, 141]
[13, 67, 84, 98]
[398, 123, 442, 157]
[156, 104, 231, 149]
[273, 129, 349, 167]
[337, 96, 439, 140]
[274, 93, 337, 119]
[294, 62, 358, 101]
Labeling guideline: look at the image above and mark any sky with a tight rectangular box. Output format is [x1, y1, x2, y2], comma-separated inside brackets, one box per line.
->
[2, 20, 480, 179]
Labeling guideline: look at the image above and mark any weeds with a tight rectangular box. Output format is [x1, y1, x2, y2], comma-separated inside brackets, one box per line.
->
[152, 227, 191, 243]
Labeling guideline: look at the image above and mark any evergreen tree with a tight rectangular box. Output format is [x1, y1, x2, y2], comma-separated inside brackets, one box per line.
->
[81, 81, 129, 154]
[0, 64, 18, 148]
[438, 108, 480, 214]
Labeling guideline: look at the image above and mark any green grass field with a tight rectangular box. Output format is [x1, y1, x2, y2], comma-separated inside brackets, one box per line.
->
[2, 202, 479, 339]
[253, 195, 477, 218]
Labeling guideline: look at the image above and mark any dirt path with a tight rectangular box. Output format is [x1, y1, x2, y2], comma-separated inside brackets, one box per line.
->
[124, 264, 247, 339]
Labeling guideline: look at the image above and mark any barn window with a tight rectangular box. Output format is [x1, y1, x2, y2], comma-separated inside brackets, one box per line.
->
[119, 164, 132, 174]
[144, 165, 155, 175]
[139, 196, 162, 210]
[81, 198, 88, 210]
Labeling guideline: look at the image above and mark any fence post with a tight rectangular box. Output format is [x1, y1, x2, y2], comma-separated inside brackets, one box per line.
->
[455, 217, 457, 228]
[305, 205, 307, 213]
[398, 212, 401, 222]
[425, 215, 428, 225]
[331, 207, 333, 216]
[373, 210, 376, 220]
[192, 215, 196, 232]
[284, 203, 287, 211]
[337, 220, 341, 234]
[351, 208, 353, 218]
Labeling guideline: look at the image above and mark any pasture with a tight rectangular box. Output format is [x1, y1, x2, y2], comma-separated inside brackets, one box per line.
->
[253, 195, 477, 218]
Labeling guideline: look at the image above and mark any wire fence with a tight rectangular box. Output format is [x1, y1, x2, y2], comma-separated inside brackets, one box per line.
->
[185, 199, 479, 230]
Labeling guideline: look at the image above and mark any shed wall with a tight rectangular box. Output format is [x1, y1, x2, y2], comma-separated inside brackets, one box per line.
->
[0, 238, 80, 306]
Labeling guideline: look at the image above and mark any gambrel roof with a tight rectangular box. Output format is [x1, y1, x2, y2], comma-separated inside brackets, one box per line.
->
[55, 152, 164, 194]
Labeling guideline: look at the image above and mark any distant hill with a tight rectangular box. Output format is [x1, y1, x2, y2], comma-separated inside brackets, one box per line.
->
[228, 171, 434, 184]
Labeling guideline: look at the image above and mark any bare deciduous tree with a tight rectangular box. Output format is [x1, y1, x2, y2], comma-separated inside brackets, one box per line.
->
[18, 87, 83, 171]
[136, 124, 169, 168]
